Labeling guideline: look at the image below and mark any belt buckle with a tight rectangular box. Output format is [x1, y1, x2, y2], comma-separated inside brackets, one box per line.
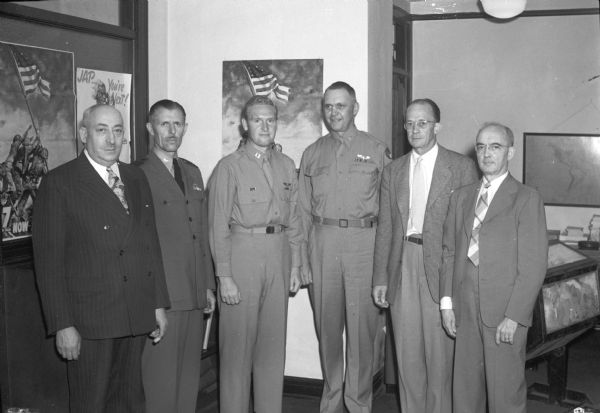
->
[266, 225, 275, 234]
[339, 219, 348, 228]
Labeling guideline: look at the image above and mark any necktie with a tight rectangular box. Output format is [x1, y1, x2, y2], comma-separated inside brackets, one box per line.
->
[410, 156, 427, 233]
[467, 181, 491, 266]
[107, 167, 128, 210]
[172, 158, 185, 194]
[262, 156, 274, 190]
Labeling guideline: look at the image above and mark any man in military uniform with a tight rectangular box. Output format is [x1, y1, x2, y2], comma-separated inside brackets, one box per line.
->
[209, 95, 302, 413]
[139, 99, 216, 413]
[298, 81, 390, 413]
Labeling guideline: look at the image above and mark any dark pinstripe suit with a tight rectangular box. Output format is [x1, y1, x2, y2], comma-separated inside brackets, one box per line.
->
[33, 153, 170, 412]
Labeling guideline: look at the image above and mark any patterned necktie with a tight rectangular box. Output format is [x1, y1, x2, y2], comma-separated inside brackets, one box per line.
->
[107, 167, 128, 210]
[410, 156, 427, 233]
[172, 158, 185, 194]
[467, 181, 491, 266]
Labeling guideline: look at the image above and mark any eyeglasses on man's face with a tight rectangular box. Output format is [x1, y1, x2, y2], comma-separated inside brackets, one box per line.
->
[475, 143, 511, 154]
[403, 120, 436, 131]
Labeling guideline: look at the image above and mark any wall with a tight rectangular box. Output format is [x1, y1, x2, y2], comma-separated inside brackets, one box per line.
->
[412, 13, 600, 231]
[148, 0, 393, 379]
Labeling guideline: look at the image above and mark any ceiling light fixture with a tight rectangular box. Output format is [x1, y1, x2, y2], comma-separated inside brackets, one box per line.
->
[481, 0, 527, 19]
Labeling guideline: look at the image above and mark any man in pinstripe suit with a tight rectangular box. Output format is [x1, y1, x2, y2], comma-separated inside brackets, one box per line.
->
[33, 104, 170, 413]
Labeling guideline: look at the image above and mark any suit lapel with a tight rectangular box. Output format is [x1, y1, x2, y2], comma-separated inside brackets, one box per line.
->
[147, 152, 185, 199]
[462, 182, 480, 238]
[427, 147, 451, 210]
[483, 174, 519, 223]
[77, 154, 130, 219]
[395, 155, 410, 227]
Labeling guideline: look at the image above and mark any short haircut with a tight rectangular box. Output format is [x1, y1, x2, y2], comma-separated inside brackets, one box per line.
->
[477, 122, 515, 146]
[242, 95, 278, 120]
[325, 81, 356, 99]
[408, 98, 441, 122]
[148, 99, 186, 122]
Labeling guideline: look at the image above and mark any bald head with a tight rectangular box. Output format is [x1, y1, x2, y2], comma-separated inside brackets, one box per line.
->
[79, 104, 124, 167]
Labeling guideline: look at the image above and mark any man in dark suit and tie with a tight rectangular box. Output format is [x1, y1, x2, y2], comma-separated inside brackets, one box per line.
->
[139, 99, 216, 413]
[373, 99, 478, 413]
[441, 122, 548, 413]
[33, 104, 170, 413]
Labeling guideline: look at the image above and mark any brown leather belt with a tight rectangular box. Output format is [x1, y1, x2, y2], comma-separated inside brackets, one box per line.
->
[313, 215, 377, 228]
[403, 235, 423, 245]
[230, 224, 285, 234]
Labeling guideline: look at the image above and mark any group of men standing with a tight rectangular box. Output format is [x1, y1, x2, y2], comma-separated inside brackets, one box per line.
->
[32, 79, 547, 413]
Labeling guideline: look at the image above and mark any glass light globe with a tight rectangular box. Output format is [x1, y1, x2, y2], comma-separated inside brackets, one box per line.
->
[481, 0, 527, 19]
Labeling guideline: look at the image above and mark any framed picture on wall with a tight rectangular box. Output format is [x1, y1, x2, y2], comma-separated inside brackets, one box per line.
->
[523, 133, 600, 207]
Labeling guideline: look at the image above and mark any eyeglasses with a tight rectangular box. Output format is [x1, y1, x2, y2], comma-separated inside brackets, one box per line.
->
[404, 120, 436, 130]
[475, 143, 511, 153]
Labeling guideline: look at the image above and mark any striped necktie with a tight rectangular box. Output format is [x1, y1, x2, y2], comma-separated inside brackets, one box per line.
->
[467, 180, 491, 266]
[107, 167, 129, 210]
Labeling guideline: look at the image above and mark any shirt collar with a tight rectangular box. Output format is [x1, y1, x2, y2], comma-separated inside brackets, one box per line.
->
[484, 171, 509, 191]
[152, 147, 177, 170]
[331, 124, 359, 144]
[242, 141, 272, 163]
[411, 143, 438, 164]
[84, 149, 119, 180]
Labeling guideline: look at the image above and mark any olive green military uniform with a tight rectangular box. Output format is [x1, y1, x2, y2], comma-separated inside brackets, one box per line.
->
[298, 125, 389, 413]
[209, 142, 301, 413]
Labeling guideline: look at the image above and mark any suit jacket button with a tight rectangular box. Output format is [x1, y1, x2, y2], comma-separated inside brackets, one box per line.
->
[123, 275, 128, 282]
[119, 250, 124, 256]
[163, 200, 168, 205]
[192, 235, 197, 240]
[188, 217, 193, 222]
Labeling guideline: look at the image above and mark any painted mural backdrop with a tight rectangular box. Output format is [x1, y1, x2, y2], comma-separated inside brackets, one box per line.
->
[222, 59, 323, 166]
[0, 42, 75, 241]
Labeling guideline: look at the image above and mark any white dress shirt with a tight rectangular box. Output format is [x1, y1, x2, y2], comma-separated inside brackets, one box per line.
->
[407, 144, 439, 236]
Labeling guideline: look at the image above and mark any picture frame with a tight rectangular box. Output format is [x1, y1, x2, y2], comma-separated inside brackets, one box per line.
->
[523, 133, 600, 207]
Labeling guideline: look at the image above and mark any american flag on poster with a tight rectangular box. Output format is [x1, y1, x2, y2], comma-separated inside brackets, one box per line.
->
[243, 61, 290, 102]
[9, 44, 51, 98]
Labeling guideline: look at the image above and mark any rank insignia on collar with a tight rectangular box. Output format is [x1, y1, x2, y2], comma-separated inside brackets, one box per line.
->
[354, 154, 371, 163]
[283, 182, 292, 190]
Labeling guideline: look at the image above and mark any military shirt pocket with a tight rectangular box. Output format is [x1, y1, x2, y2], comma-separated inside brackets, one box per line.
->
[308, 166, 330, 198]
[349, 163, 379, 190]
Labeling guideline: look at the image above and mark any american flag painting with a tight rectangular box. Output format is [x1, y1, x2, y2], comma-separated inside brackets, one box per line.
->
[8, 44, 51, 99]
[243, 61, 290, 102]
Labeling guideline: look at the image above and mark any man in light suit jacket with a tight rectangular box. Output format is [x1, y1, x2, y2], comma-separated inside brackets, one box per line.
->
[441, 122, 548, 413]
[373, 99, 478, 413]
[139, 99, 216, 413]
[33, 104, 170, 413]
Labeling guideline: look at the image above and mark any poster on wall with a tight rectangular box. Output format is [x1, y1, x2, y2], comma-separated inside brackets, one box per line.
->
[222, 59, 323, 165]
[76, 68, 132, 163]
[0, 41, 75, 242]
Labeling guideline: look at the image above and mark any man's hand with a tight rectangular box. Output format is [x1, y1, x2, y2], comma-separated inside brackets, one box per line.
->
[204, 289, 216, 314]
[219, 276, 241, 305]
[495, 317, 518, 345]
[290, 266, 301, 294]
[441, 309, 456, 338]
[149, 308, 168, 344]
[300, 263, 312, 285]
[56, 326, 81, 360]
[372, 285, 389, 308]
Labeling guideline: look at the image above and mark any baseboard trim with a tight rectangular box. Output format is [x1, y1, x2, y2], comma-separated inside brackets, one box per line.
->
[283, 369, 384, 398]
